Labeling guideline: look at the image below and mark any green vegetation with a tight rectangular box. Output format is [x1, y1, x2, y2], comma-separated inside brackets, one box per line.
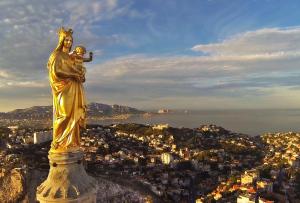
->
[0, 127, 10, 145]
[259, 165, 272, 179]
[115, 124, 153, 136]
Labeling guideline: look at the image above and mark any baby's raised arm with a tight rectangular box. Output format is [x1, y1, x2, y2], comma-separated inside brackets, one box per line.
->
[83, 52, 93, 62]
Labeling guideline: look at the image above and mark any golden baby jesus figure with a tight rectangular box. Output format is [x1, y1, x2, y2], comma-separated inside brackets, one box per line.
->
[70, 46, 93, 82]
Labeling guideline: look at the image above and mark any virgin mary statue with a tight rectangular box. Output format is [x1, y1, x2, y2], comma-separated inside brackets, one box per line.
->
[47, 27, 86, 153]
[37, 28, 97, 203]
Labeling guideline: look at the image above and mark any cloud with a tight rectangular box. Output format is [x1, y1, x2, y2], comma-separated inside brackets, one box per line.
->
[89, 26, 300, 85]
[192, 27, 300, 57]
[88, 51, 300, 83]
[6, 81, 47, 88]
[0, 0, 134, 89]
[0, 0, 142, 112]
[1, 0, 300, 110]
[0, 70, 10, 78]
[85, 27, 300, 109]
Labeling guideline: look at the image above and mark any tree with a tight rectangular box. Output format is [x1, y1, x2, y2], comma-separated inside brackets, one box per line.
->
[228, 175, 238, 184]
[259, 165, 272, 179]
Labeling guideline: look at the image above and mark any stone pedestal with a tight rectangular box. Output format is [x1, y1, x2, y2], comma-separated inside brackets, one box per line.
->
[36, 151, 98, 203]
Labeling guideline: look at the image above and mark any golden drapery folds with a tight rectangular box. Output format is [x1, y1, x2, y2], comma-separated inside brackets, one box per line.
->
[48, 28, 86, 153]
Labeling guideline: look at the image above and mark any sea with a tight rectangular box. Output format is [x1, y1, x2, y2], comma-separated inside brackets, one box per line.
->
[91, 109, 300, 136]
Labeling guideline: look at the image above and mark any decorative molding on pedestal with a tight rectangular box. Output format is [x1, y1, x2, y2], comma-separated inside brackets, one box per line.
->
[36, 151, 98, 203]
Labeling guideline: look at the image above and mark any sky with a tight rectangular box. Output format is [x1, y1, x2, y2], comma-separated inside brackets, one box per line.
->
[1, 0, 300, 111]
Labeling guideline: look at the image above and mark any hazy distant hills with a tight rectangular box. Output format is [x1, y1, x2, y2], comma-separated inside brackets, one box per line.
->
[0, 103, 145, 120]
[88, 103, 144, 116]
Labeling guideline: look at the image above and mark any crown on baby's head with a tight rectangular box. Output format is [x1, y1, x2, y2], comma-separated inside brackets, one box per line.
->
[75, 46, 86, 54]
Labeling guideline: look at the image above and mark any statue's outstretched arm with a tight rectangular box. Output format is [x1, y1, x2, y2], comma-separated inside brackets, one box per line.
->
[83, 52, 93, 62]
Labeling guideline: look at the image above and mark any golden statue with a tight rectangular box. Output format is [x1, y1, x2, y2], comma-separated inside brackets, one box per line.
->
[37, 27, 97, 203]
[47, 27, 93, 153]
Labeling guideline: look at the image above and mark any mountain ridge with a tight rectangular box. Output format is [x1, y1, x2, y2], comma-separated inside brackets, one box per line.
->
[0, 103, 145, 120]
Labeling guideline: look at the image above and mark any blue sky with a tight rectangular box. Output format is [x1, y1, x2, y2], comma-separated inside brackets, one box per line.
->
[1, 0, 300, 111]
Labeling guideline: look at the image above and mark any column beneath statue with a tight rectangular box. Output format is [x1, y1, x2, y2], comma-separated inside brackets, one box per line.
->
[36, 150, 98, 203]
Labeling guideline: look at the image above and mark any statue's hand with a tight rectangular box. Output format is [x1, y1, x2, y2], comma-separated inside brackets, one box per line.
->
[81, 76, 86, 83]
[89, 52, 93, 61]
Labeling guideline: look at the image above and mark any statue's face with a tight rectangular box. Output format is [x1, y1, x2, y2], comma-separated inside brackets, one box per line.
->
[64, 36, 73, 49]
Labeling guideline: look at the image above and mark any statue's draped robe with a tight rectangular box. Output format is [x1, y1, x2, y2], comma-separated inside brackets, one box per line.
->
[48, 50, 86, 151]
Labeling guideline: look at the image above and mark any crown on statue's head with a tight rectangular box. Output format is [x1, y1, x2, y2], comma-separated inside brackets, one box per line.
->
[57, 27, 73, 39]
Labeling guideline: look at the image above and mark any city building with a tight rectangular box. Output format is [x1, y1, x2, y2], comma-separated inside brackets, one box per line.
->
[33, 130, 52, 144]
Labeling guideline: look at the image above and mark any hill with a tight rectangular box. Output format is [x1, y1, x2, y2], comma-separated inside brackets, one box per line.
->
[0, 103, 145, 120]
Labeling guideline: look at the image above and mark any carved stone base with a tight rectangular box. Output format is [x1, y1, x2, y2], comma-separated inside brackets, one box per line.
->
[36, 151, 97, 203]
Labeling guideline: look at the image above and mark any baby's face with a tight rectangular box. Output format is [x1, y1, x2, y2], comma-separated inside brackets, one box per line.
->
[77, 51, 84, 57]
[76, 50, 85, 57]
